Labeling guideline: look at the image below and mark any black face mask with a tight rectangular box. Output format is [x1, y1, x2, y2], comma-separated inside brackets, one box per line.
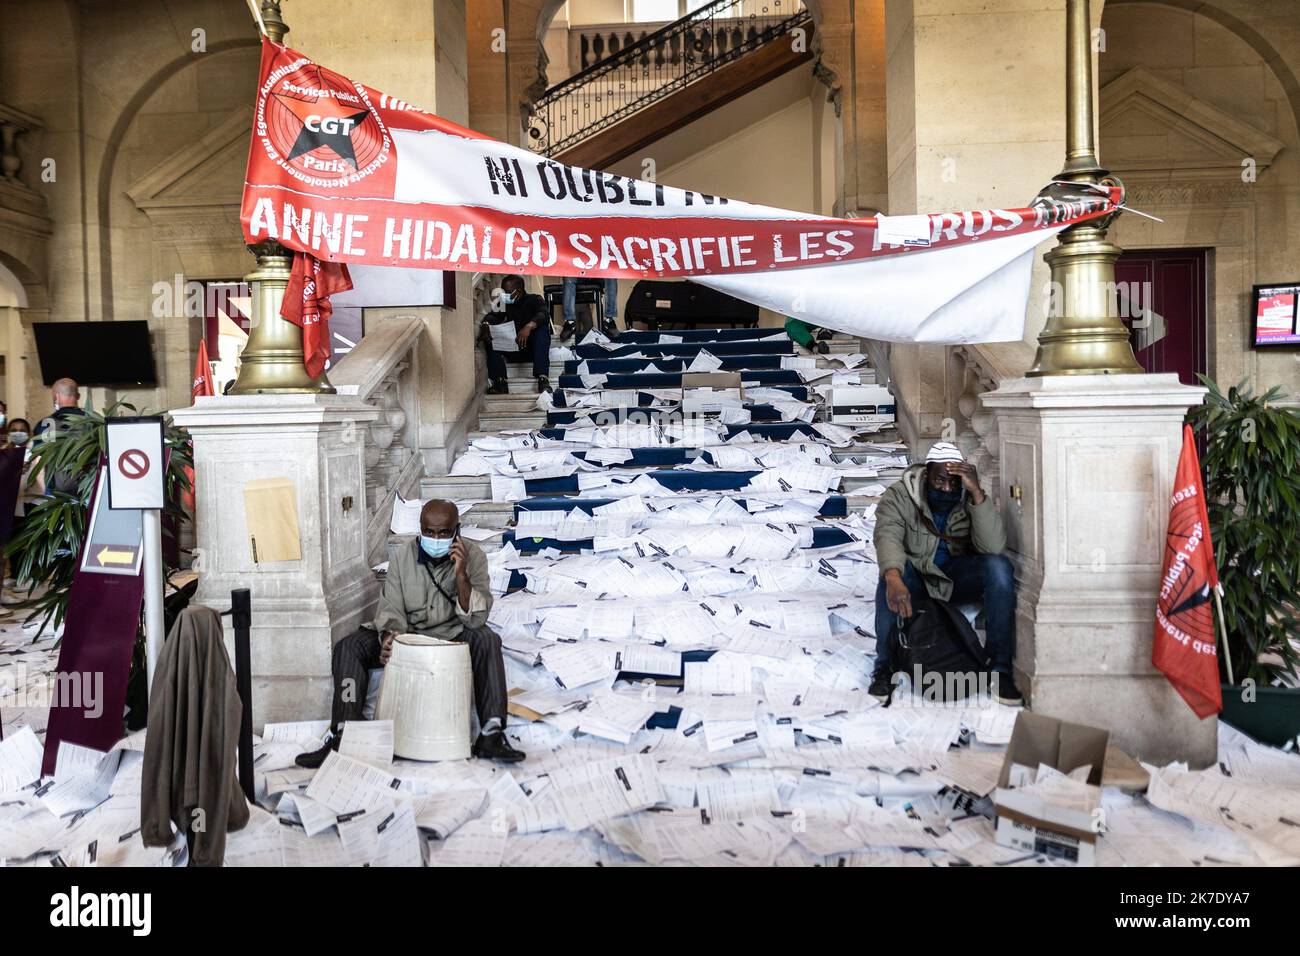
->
[927, 485, 963, 511]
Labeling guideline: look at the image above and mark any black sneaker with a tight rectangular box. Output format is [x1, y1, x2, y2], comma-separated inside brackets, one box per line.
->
[537, 375, 553, 394]
[816, 327, 834, 341]
[994, 673, 1024, 707]
[295, 730, 341, 769]
[868, 671, 894, 704]
[486, 379, 509, 395]
[816, 341, 830, 355]
[559, 321, 575, 342]
[472, 732, 526, 763]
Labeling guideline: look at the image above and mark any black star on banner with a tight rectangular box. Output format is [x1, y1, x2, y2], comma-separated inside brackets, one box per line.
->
[274, 91, 370, 170]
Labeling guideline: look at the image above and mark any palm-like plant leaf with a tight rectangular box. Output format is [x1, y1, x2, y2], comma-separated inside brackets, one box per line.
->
[1188, 378, 1300, 686]
[5, 401, 192, 640]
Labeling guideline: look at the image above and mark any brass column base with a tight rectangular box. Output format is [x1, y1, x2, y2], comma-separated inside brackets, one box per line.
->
[229, 242, 336, 395]
[1027, 223, 1144, 377]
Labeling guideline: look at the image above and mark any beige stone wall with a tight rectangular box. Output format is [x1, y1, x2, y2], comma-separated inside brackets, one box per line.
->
[0, 0, 475, 469]
[884, 0, 1068, 444]
[292, 0, 477, 473]
[605, 64, 829, 326]
[1100, 1, 1300, 398]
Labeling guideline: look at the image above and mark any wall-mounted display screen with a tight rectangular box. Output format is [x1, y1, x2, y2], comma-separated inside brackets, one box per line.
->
[1252, 283, 1300, 347]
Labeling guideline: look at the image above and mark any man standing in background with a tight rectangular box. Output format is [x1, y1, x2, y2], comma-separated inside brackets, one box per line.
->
[561, 275, 619, 341]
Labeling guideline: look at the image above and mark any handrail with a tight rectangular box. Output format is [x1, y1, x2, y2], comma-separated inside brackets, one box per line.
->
[529, 0, 809, 157]
[330, 316, 426, 564]
[330, 316, 424, 401]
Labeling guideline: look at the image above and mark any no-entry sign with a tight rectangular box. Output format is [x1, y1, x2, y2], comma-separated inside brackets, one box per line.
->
[105, 417, 165, 510]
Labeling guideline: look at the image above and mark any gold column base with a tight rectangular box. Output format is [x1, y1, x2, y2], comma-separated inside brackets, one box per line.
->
[1027, 222, 1144, 377]
[229, 241, 336, 395]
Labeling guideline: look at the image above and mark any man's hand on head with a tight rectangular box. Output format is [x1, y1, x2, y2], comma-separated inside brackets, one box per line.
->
[947, 461, 985, 504]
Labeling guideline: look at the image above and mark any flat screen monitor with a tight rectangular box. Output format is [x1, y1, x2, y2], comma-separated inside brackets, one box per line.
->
[32, 320, 158, 387]
[1251, 283, 1300, 347]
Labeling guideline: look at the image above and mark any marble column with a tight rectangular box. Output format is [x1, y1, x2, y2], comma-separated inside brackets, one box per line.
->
[170, 395, 380, 731]
[981, 373, 1217, 767]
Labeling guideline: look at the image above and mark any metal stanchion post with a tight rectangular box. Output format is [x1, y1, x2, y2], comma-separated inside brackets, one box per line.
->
[231, 588, 254, 802]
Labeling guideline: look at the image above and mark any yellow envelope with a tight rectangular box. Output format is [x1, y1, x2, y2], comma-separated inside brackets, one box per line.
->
[243, 477, 301, 562]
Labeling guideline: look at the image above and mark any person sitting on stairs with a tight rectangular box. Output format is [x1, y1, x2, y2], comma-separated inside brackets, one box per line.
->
[783, 316, 832, 354]
[868, 441, 1023, 706]
[481, 274, 553, 395]
[296, 499, 524, 767]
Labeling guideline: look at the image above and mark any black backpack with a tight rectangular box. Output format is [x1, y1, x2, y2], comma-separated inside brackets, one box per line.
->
[889, 597, 991, 701]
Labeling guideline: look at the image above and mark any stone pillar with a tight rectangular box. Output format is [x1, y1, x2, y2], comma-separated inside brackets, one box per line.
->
[290, 0, 477, 476]
[884, 0, 1070, 444]
[981, 374, 1217, 767]
[170, 395, 380, 731]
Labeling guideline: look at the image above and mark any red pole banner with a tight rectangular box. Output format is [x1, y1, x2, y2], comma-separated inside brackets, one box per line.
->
[1152, 424, 1223, 719]
[40, 464, 146, 774]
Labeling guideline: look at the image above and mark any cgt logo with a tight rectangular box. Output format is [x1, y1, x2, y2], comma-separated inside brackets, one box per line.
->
[256, 58, 389, 188]
[304, 114, 359, 136]
[49, 886, 151, 936]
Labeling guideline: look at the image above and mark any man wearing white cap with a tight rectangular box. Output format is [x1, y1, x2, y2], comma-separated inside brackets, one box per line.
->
[869, 441, 1022, 705]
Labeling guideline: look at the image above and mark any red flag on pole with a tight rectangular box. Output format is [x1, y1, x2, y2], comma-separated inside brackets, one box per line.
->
[183, 338, 215, 514]
[280, 251, 351, 378]
[1152, 424, 1223, 718]
[192, 338, 215, 400]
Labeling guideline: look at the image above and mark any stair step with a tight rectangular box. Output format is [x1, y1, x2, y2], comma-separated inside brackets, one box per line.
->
[420, 471, 892, 501]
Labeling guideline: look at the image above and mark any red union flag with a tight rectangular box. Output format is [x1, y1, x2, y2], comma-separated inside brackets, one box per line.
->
[281, 250, 352, 378]
[1152, 425, 1222, 718]
[241, 37, 1122, 350]
[192, 338, 215, 399]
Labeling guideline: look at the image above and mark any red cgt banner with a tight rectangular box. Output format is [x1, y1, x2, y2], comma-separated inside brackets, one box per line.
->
[241, 36, 1122, 373]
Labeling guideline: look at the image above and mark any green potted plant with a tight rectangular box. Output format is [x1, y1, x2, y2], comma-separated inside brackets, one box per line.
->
[5, 401, 194, 726]
[1187, 377, 1300, 746]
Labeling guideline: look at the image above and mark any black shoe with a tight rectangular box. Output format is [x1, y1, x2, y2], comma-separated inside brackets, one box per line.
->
[816, 327, 834, 341]
[536, 375, 553, 394]
[994, 673, 1024, 707]
[472, 732, 526, 762]
[816, 341, 830, 355]
[559, 322, 575, 342]
[295, 731, 341, 769]
[486, 379, 509, 395]
[868, 671, 893, 704]
[600, 319, 619, 337]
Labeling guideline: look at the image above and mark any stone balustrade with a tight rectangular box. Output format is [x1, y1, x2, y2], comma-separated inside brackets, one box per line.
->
[329, 316, 427, 565]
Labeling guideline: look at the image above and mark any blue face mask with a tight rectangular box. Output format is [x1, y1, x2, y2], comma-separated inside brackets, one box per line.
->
[420, 535, 453, 559]
[503, 290, 518, 305]
[927, 485, 963, 512]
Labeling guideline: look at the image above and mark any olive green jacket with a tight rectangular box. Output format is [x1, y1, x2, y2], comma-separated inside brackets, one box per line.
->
[373, 538, 492, 638]
[873, 463, 1007, 601]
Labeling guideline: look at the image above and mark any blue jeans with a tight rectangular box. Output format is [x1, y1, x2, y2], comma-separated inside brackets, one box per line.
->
[486, 319, 552, 379]
[872, 554, 1016, 677]
[563, 276, 618, 324]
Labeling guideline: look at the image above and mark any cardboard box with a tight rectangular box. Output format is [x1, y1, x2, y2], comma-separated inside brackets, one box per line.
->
[992, 712, 1109, 866]
[830, 385, 895, 425]
[682, 372, 744, 414]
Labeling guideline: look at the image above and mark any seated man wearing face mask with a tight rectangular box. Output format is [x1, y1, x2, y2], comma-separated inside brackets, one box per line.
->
[296, 499, 524, 767]
[480, 273, 553, 396]
[868, 441, 1022, 706]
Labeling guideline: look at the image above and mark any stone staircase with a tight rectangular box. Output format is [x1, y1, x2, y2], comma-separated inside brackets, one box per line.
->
[410, 328, 903, 554]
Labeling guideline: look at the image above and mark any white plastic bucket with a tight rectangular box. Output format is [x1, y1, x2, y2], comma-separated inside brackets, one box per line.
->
[375, 634, 472, 761]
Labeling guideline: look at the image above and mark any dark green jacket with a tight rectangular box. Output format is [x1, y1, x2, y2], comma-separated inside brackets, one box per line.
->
[873, 463, 1007, 601]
